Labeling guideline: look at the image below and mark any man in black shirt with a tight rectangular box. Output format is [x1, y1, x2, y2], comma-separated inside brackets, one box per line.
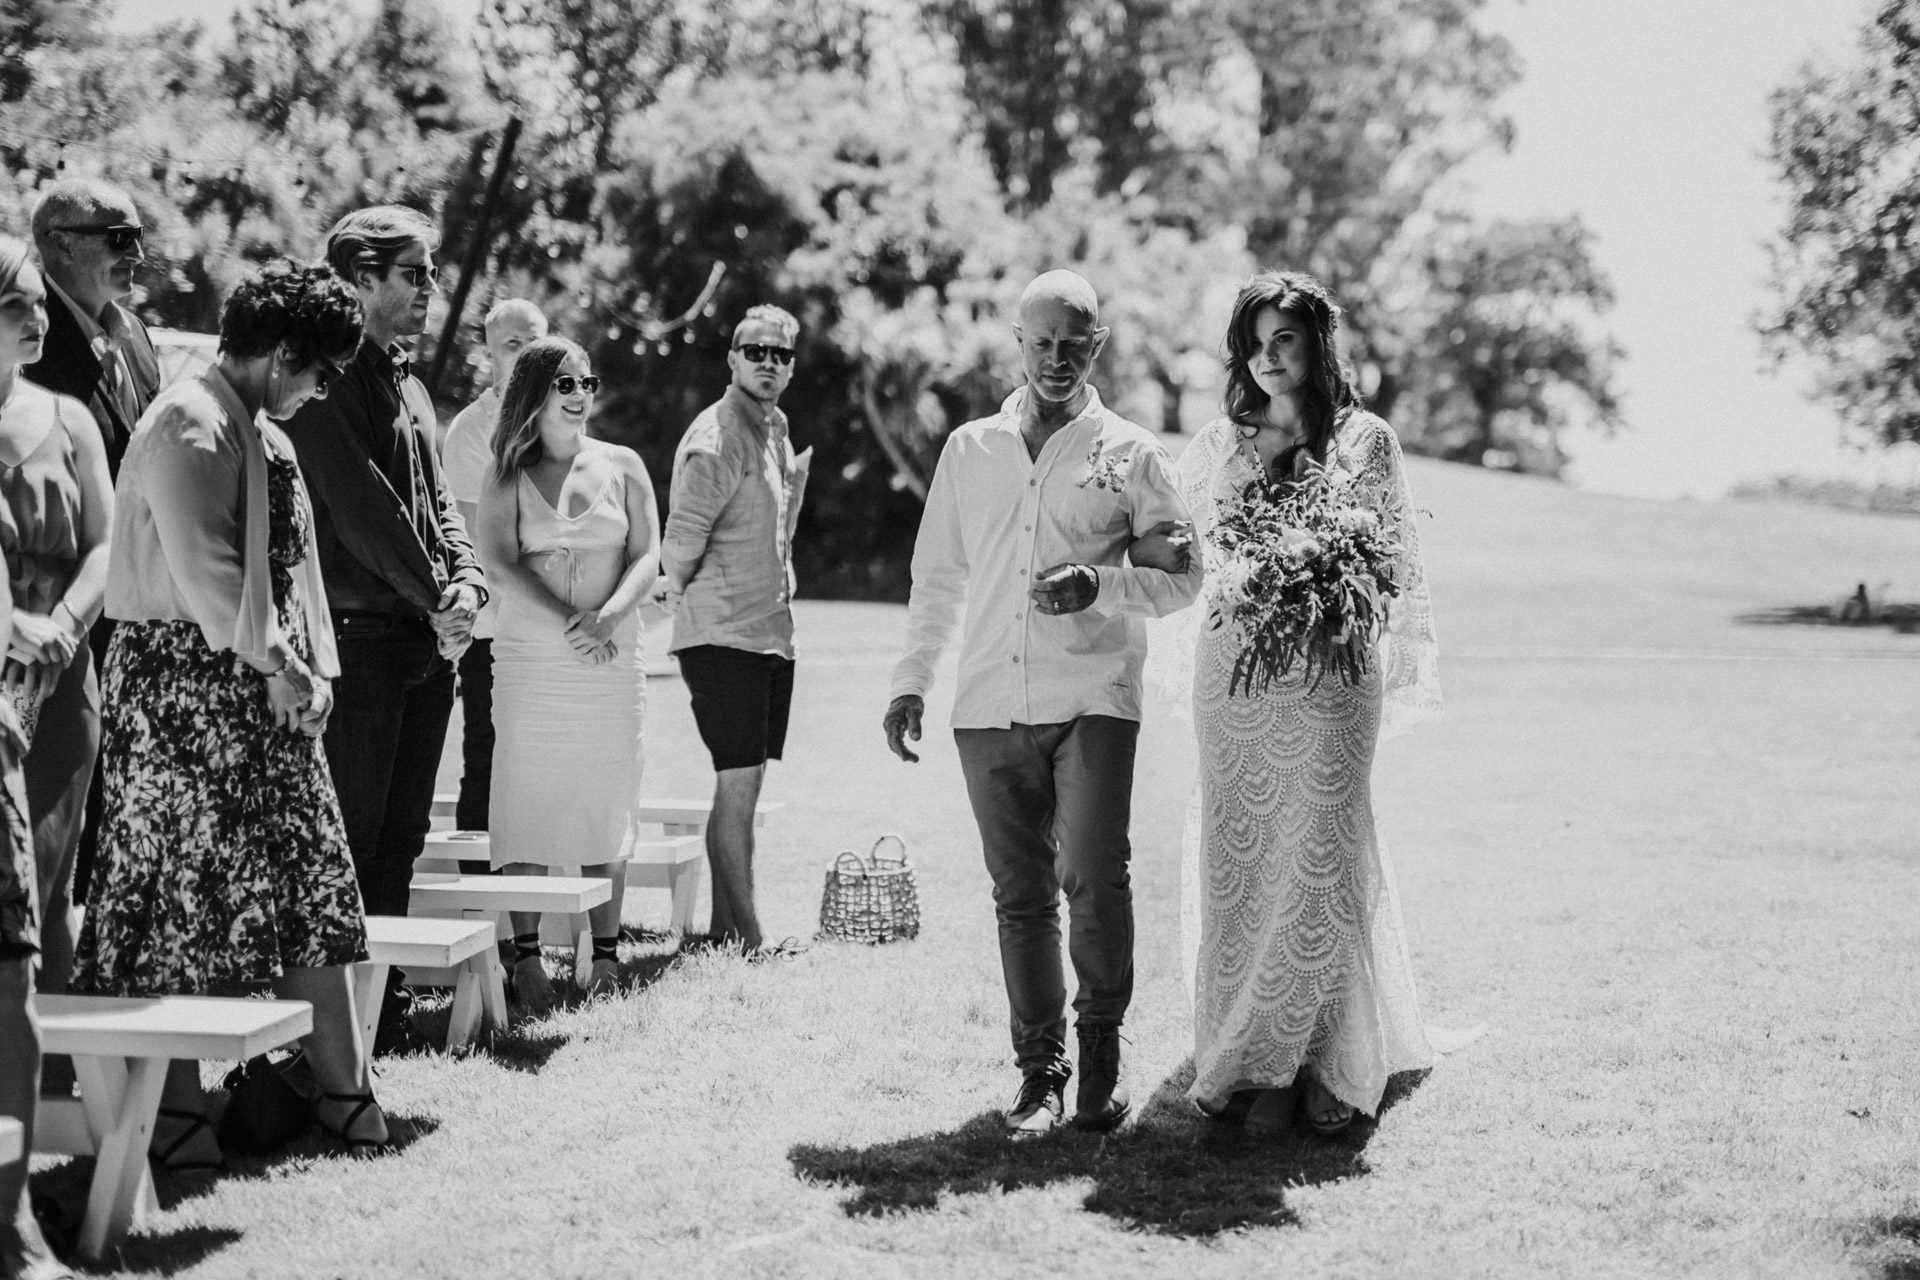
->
[283, 205, 486, 1051]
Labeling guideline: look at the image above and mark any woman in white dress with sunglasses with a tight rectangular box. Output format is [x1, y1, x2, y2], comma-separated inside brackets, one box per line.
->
[477, 336, 661, 1011]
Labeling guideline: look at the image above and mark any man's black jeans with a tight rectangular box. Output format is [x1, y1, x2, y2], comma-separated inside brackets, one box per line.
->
[323, 613, 456, 920]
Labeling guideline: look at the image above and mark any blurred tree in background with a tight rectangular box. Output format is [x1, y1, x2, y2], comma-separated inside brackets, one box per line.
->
[1763, 0, 1920, 448]
[0, 0, 1625, 597]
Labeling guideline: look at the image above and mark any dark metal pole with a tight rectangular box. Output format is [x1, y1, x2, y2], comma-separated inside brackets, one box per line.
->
[427, 115, 523, 394]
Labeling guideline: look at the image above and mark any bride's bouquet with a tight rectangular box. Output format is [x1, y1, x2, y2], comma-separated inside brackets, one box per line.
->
[1206, 462, 1401, 697]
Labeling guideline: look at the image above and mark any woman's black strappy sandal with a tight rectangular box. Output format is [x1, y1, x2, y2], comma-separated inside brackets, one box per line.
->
[314, 1092, 388, 1155]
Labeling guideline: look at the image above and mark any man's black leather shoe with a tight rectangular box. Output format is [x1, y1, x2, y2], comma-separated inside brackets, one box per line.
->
[1004, 1068, 1068, 1138]
[1073, 1023, 1130, 1131]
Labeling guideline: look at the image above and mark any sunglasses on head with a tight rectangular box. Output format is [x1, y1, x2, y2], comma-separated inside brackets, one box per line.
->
[387, 262, 440, 289]
[551, 374, 601, 396]
[56, 223, 143, 254]
[735, 343, 794, 366]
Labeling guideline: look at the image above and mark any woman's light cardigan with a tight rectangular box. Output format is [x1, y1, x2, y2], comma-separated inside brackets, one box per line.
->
[104, 368, 338, 678]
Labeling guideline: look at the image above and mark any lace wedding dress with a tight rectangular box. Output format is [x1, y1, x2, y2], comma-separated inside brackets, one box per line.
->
[1154, 410, 1441, 1116]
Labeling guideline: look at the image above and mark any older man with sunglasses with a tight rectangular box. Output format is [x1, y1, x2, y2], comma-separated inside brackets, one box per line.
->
[282, 205, 486, 1052]
[20, 181, 161, 1078]
[25, 179, 160, 479]
[659, 305, 811, 956]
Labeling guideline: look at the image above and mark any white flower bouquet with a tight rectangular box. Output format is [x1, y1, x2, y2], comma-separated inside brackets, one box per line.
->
[1206, 463, 1402, 697]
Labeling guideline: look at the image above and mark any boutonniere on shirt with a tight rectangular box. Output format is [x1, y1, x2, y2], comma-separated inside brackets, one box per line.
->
[1078, 441, 1128, 493]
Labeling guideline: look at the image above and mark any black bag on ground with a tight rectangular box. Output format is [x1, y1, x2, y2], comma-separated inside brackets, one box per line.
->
[217, 1051, 313, 1155]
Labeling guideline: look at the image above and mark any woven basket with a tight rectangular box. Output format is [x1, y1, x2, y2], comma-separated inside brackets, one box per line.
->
[817, 835, 921, 944]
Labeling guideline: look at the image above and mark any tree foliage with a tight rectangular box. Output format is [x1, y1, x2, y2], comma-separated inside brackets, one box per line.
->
[1762, 0, 1920, 446]
[2, 0, 1626, 596]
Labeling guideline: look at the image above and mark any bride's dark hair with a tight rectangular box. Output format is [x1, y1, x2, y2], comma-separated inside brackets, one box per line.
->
[1221, 271, 1362, 462]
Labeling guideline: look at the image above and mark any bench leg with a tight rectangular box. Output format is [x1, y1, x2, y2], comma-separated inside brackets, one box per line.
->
[477, 954, 508, 1035]
[351, 961, 389, 1068]
[72, 1055, 166, 1260]
[446, 962, 484, 1052]
[667, 858, 703, 935]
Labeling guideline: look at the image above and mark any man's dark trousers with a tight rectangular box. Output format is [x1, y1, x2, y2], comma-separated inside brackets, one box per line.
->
[323, 614, 456, 922]
[953, 715, 1139, 1077]
[454, 637, 494, 832]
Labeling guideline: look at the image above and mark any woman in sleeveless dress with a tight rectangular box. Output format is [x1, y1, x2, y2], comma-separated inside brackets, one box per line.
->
[72, 261, 389, 1163]
[0, 236, 72, 1280]
[0, 237, 112, 1031]
[1140, 272, 1441, 1139]
[477, 336, 661, 1012]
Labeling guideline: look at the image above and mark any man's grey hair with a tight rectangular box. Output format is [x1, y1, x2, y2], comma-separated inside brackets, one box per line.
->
[30, 178, 138, 252]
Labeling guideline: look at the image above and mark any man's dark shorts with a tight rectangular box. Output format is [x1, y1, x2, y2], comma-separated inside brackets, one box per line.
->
[676, 645, 795, 772]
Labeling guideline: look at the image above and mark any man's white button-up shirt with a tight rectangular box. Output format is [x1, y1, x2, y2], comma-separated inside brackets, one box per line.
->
[891, 386, 1201, 729]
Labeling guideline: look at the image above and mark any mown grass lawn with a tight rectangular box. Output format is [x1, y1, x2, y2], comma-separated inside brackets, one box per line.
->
[33, 457, 1920, 1279]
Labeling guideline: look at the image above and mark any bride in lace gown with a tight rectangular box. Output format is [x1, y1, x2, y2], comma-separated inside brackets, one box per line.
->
[1144, 272, 1440, 1137]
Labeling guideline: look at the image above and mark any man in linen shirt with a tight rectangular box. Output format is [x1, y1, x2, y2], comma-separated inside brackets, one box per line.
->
[883, 270, 1201, 1136]
[660, 304, 811, 955]
[440, 298, 547, 837]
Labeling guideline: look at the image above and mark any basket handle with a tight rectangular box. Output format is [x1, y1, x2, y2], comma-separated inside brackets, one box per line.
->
[868, 833, 909, 867]
[832, 849, 868, 876]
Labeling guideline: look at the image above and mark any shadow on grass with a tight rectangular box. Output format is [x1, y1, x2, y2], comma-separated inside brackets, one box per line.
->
[1844, 1214, 1920, 1280]
[75, 1224, 242, 1276]
[790, 1063, 1427, 1238]
[28, 1111, 440, 1273]
[1735, 601, 1920, 634]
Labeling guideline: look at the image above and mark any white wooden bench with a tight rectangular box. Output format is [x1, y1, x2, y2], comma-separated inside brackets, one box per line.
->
[410, 872, 613, 985]
[33, 994, 313, 1259]
[416, 830, 705, 938]
[636, 798, 783, 835]
[416, 829, 491, 874]
[357, 916, 505, 1054]
[0, 1116, 19, 1166]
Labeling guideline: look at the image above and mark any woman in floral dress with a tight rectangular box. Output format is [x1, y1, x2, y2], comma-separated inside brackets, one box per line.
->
[72, 261, 388, 1165]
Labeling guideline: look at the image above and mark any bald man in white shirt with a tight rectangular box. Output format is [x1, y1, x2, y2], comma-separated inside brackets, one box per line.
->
[884, 270, 1201, 1137]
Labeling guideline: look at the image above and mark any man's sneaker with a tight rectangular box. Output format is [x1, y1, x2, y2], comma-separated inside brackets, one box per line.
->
[1004, 1069, 1068, 1138]
[1073, 1023, 1130, 1132]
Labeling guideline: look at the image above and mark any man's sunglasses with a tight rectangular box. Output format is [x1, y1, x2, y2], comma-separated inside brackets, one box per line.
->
[387, 262, 440, 289]
[735, 343, 794, 366]
[551, 374, 601, 396]
[55, 223, 144, 254]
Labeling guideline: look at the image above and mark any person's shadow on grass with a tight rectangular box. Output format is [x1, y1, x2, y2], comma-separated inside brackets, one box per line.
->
[790, 1061, 1427, 1238]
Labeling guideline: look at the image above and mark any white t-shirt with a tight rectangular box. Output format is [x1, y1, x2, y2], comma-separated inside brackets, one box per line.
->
[442, 386, 501, 640]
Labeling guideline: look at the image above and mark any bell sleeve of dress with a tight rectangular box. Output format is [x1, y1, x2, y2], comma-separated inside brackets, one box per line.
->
[1355, 414, 1441, 737]
[1143, 416, 1235, 719]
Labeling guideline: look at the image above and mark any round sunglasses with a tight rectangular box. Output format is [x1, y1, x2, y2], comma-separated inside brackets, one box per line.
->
[551, 374, 601, 396]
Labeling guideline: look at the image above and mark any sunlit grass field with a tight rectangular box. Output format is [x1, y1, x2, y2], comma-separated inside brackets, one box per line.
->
[33, 455, 1920, 1278]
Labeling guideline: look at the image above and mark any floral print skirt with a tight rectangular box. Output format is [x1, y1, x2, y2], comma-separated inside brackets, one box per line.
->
[71, 621, 367, 996]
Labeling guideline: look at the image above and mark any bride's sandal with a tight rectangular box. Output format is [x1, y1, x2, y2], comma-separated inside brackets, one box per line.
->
[150, 1106, 228, 1176]
[1300, 1080, 1357, 1136]
[314, 1092, 390, 1156]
